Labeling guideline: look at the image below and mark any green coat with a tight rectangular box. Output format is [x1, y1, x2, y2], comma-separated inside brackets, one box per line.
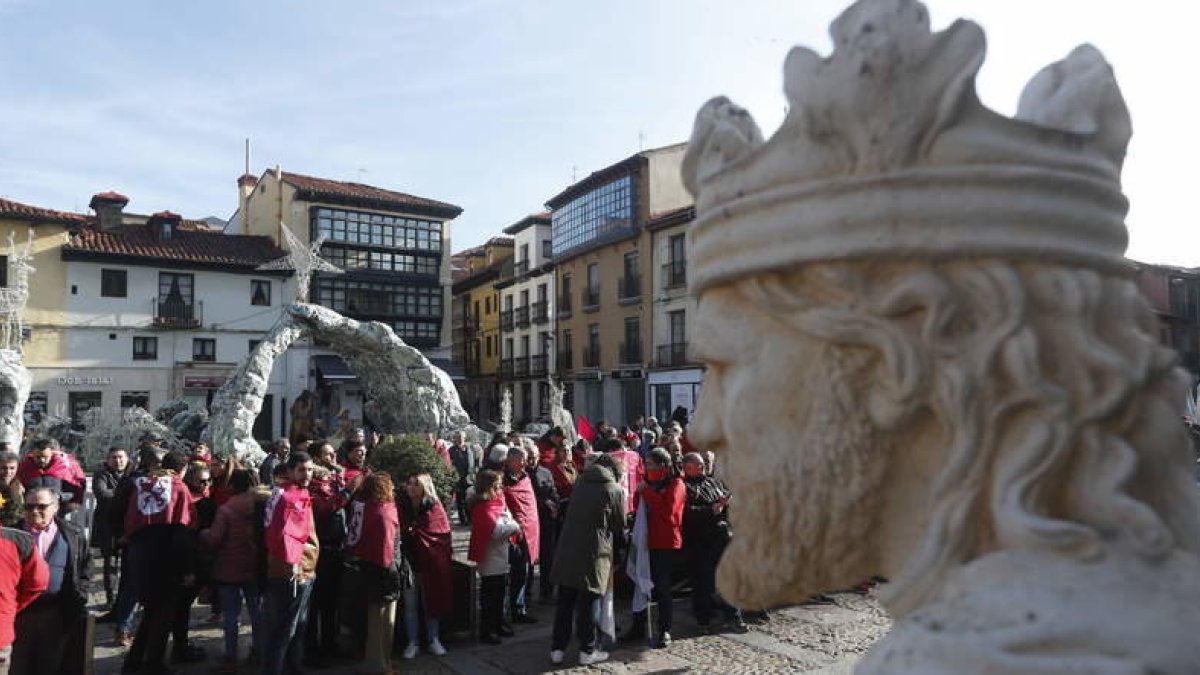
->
[549, 463, 627, 595]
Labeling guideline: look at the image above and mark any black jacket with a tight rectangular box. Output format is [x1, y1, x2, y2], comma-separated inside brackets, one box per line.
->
[26, 517, 91, 617]
[526, 465, 559, 523]
[91, 465, 128, 553]
[683, 475, 732, 551]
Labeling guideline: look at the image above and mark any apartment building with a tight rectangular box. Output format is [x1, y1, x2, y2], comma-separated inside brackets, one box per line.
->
[231, 168, 462, 429]
[645, 206, 703, 422]
[550, 144, 691, 425]
[495, 213, 554, 426]
[450, 237, 513, 426]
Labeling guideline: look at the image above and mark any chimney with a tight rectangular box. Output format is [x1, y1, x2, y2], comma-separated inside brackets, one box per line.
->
[148, 211, 182, 240]
[236, 173, 258, 235]
[89, 191, 129, 231]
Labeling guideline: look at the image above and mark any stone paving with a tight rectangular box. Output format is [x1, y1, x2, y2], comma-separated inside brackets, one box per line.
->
[91, 526, 890, 673]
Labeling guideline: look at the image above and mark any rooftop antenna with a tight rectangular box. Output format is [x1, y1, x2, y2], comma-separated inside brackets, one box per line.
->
[356, 168, 368, 183]
[244, 138, 250, 175]
[571, 165, 578, 183]
[638, 130, 645, 151]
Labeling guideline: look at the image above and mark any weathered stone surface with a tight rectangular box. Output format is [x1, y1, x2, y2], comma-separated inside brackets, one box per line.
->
[684, 0, 1200, 672]
[0, 349, 30, 447]
[206, 303, 470, 464]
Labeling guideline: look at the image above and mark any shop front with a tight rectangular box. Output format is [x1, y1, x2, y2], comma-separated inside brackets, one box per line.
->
[28, 367, 174, 428]
[646, 367, 704, 424]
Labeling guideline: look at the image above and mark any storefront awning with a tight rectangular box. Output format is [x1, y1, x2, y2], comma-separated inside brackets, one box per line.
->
[313, 355, 357, 382]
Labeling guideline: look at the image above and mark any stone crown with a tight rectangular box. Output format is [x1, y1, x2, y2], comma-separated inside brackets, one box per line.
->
[682, 0, 1132, 293]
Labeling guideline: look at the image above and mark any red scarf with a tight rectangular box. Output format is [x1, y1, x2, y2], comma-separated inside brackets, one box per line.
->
[503, 473, 540, 564]
[348, 499, 398, 569]
[402, 500, 453, 618]
[18, 452, 85, 486]
[264, 483, 313, 565]
[468, 496, 507, 564]
[124, 471, 193, 538]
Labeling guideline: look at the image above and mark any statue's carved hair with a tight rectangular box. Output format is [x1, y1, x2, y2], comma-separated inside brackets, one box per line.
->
[737, 260, 1200, 615]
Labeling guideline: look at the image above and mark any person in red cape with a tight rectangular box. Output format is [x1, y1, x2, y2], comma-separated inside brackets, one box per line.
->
[340, 440, 371, 487]
[307, 442, 351, 662]
[548, 444, 577, 504]
[261, 451, 319, 675]
[347, 472, 399, 675]
[608, 436, 643, 517]
[501, 444, 541, 625]
[468, 467, 521, 645]
[625, 447, 686, 649]
[18, 438, 85, 510]
[425, 433, 453, 468]
[398, 473, 453, 659]
[535, 426, 566, 468]
[571, 438, 593, 472]
[0, 523, 48, 673]
[206, 456, 241, 508]
[121, 450, 198, 675]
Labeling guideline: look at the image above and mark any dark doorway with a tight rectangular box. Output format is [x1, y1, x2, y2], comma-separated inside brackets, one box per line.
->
[253, 394, 274, 442]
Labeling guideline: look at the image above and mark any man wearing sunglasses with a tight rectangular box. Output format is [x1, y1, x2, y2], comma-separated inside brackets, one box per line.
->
[10, 487, 90, 674]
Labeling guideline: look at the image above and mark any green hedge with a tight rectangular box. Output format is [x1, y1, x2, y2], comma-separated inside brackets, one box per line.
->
[369, 434, 458, 503]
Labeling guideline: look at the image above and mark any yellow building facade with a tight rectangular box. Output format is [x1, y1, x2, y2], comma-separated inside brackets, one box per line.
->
[0, 198, 83, 368]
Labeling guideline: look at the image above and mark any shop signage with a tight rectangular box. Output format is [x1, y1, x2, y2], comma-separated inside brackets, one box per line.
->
[57, 376, 112, 386]
[184, 376, 227, 389]
[573, 371, 602, 382]
[610, 368, 644, 380]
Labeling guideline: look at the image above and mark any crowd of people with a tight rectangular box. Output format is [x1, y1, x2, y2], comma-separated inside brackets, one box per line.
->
[459, 412, 748, 667]
[0, 408, 749, 673]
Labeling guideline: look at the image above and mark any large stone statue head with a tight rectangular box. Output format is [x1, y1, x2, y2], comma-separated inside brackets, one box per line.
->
[685, 0, 1200, 670]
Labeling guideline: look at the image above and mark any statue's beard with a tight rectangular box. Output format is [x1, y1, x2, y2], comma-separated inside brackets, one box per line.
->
[717, 377, 887, 610]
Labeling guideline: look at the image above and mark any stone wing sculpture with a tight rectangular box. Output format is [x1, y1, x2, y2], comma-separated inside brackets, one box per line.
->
[205, 303, 470, 464]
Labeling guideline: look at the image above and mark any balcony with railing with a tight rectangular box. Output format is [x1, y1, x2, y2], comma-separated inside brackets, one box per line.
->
[513, 260, 529, 277]
[583, 345, 601, 369]
[499, 358, 514, 379]
[662, 259, 687, 290]
[499, 309, 514, 332]
[557, 350, 574, 373]
[583, 287, 600, 312]
[618, 274, 641, 304]
[530, 354, 548, 378]
[532, 300, 549, 324]
[153, 299, 203, 329]
[557, 295, 572, 318]
[463, 312, 480, 337]
[514, 356, 529, 378]
[619, 340, 642, 365]
[656, 342, 693, 368]
[515, 305, 530, 328]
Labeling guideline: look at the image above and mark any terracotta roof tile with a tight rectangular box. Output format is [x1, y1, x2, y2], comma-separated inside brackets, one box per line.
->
[0, 197, 89, 226]
[65, 224, 287, 269]
[281, 171, 462, 217]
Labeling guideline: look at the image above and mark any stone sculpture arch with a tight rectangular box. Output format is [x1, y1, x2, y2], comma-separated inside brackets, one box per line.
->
[204, 303, 470, 463]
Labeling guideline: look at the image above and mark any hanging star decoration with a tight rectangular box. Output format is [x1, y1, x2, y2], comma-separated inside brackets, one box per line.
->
[257, 222, 343, 304]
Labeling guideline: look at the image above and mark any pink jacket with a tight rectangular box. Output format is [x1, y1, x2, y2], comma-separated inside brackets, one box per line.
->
[609, 449, 642, 515]
[201, 491, 261, 584]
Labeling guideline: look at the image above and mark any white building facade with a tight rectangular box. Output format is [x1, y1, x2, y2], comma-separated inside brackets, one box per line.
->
[645, 207, 704, 423]
[49, 211, 298, 439]
[496, 214, 555, 427]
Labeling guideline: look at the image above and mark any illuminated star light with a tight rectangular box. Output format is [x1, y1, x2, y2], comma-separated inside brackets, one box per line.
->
[257, 222, 343, 303]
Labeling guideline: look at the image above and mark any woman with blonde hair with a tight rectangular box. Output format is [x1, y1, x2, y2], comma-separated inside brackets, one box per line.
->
[347, 472, 400, 675]
[398, 473, 454, 658]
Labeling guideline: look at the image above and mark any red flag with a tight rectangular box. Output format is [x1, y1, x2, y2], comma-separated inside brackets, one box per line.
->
[577, 414, 596, 443]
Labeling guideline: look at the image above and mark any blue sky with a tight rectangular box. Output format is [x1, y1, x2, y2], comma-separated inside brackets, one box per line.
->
[0, 0, 1194, 264]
